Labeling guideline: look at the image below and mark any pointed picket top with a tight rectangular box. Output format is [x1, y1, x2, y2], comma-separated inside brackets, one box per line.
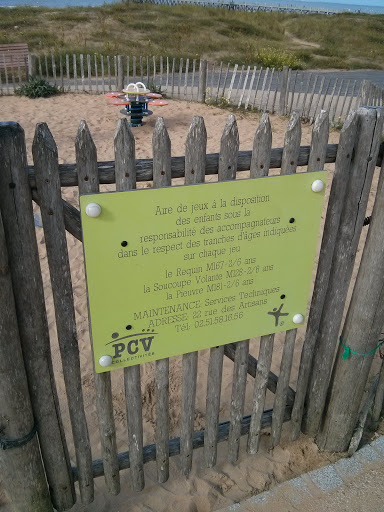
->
[250, 112, 272, 178]
[219, 114, 239, 180]
[75, 120, 99, 194]
[308, 110, 329, 171]
[185, 115, 207, 185]
[32, 122, 58, 162]
[153, 116, 171, 188]
[281, 111, 301, 175]
[114, 117, 136, 191]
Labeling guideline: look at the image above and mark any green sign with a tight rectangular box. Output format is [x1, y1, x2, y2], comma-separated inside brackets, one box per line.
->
[80, 172, 326, 373]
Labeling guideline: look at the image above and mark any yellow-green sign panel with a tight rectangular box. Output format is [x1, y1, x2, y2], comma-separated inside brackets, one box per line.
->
[80, 172, 326, 373]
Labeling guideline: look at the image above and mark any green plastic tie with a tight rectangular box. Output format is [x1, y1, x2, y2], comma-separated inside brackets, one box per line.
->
[339, 336, 383, 360]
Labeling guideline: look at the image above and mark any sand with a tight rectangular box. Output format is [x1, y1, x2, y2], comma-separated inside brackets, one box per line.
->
[0, 93, 380, 512]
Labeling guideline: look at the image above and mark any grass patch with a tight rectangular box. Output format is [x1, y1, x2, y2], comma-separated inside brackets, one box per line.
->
[0, 3, 383, 69]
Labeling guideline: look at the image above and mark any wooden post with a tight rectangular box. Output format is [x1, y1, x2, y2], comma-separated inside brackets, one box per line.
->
[198, 59, 207, 104]
[204, 115, 239, 467]
[33, 123, 94, 504]
[153, 117, 171, 483]
[180, 116, 207, 477]
[76, 121, 120, 495]
[28, 54, 36, 78]
[0, 210, 53, 512]
[247, 114, 273, 455]
[117, 55, 124, 91]
[318, 153, 384, 451]
[270, 112, 302, 449]
[114, 118, 144, 493]
[0, 123, 75, 510]
[278, 66, 289, 116]
[303, 107, 384, 437]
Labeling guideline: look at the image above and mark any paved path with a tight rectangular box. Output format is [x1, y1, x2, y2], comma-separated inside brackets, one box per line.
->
[217, 436, 384, 512]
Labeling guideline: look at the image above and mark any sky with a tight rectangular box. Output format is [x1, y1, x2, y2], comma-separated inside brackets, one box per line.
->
[318, 0, 384, 4]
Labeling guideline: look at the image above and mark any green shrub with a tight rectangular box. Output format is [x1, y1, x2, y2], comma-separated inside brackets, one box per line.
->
[15, 77, 59, 98]
[254, 46, 301, 70]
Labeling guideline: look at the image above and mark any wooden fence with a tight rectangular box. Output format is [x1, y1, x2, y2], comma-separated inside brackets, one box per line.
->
[127, 0, 339, 15]
[1, 53, 383, 124]
[1, 107, 384, 511]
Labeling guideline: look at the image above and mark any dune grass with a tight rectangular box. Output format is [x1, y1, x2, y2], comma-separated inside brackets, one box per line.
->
[1, 2, 384, 69]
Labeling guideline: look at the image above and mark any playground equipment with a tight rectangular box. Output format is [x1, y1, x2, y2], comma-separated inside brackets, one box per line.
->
[106, 82, 168, 127]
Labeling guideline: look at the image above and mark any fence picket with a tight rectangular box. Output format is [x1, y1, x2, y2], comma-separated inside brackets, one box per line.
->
[140, 56, 144, 82]
[76, 120, 120, 495]
[339, 79, 350, 119]
[226, 63, 238, 102]
[38, 55, 42, 78]
[51, 54, 56, 84]
[288, 70, 298, 115]
[165, 56, 169, 91]
[60, 55, 64, 90]
[94, 55, 99, 94]
[87, 54, 92, 92]
[0, 208, 52, 511]
[305, 74, 318, 119]
[271, 70, 279, 113]
[124, 55, 130, 85]
[332, 79, 344, 122]
[215, 61, 223, 102]
[80, 54, 85, 92]
[66, 54, 70, 92]
[247, 113, 273, 454]
[234, 64, 244, 105]
[184, 58, 189, 100]
[327, 78, 338, 117]
[133, 55, 137, 81]
[312, 76, 325, 121]
[171, 57, 175, 97]
[178, 57, 183, 98]
[191, 58, 196, 100]
[269, 112, 301, 448]
[114, 118, 145, 492]
[107, 56, 112, 91]
[210, 60, 216, 95]
[265, 67, 275, 112]
[180, 116, 207, 476]
[259, 67, 269, 111]
[153, 117, 171, 483]
[300, 72, 312, 117]
[32, 123, 94, 504]
[74, 54, 78, 92]
[204, 115, 238, 468]
[252, 66, 263, 109]
[304, 107, 384, 437]
[295, 73, 304, 110]
[221, 62, 230, 100]
[319, 79, 331, 114]
[100, 55, 105, 94]
[44, 54, 49, 81]
[244, 65, 256, 110]
[238, 65, 250, 108]
[0, 122, 76, 510]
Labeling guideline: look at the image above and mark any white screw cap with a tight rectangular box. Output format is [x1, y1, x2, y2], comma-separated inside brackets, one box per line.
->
[99, 355, 112, 367]
[311, 179, 325, 193]
[293, 314, 304, 324]
[85, 202, 102, 217]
